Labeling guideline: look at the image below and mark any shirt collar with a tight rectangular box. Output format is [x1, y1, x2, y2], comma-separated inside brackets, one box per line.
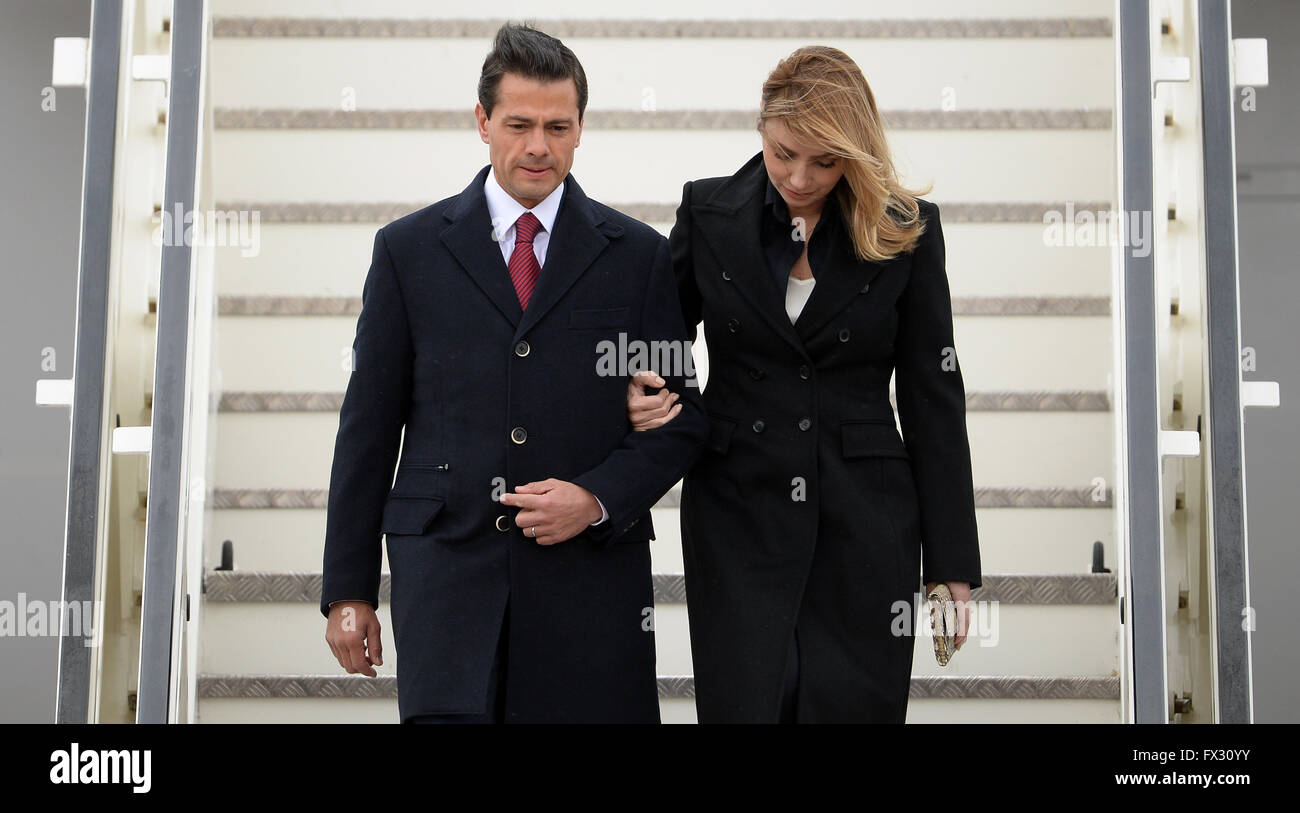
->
[764, 175, 842, 234]
[484, 166, 565, 239]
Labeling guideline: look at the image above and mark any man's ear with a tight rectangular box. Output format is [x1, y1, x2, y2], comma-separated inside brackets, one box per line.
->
[474, 103, 490, 144]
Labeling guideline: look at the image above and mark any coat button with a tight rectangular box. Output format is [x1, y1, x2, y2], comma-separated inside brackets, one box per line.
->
[728, 318, 741, 333]
[798, 417, 812, 431]
[838, 327, 851, 342]
[798, 365, 811, 380]
[749, 368, 765, 381]
[495, 515, 509, 532]
[510, 427, 528, 444]
[752, 419, 766, 433]
[514, 340, 530, 357]
[721, 270, 732, 281]
[860, 282, 871, 294]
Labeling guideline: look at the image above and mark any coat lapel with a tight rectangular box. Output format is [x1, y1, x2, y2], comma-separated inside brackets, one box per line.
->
[792, 230, 895, 343]
[515, 173, 613, 338]
[439, 165, 523, 328]
[695, 151, 901, 352]
[693, 152, 808, 359]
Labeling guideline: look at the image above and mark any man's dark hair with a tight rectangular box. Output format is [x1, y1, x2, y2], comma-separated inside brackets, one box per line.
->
[477, 22, 588, 121]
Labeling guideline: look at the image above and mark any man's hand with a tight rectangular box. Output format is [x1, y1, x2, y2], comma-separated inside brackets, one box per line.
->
[627, 370, 681, 431]
[326, 601, 384, 677]
[500, 479, 603, 545]
[925, 581, 973, 649]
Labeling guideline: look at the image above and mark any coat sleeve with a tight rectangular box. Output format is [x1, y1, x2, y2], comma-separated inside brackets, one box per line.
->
[320, 227, 413, 617]
[893, 201, 983, 590]
[574, 234, 710, 545]
[668, 180, 704, 342]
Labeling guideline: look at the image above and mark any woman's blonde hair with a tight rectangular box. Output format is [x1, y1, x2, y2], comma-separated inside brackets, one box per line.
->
[759, 45, 931, 262]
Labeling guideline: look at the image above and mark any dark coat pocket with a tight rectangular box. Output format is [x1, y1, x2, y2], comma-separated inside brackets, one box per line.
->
[381, 495, 445, 535]
[706, 414, 738, 454]
[841, 420, 910, 459]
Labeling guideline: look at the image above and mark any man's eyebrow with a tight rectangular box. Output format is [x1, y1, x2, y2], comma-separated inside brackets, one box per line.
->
[775, 140, 834, 160]
[499, 114, 575, 126]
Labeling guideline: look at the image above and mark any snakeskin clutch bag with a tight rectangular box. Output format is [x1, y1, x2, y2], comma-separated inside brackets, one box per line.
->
[927, 583, 958, 666]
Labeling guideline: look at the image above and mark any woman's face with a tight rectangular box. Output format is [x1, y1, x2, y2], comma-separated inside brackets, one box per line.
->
[760, 118, 845, 214]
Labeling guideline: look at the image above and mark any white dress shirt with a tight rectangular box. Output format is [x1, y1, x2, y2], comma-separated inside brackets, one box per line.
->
[484, 166, 564, 268]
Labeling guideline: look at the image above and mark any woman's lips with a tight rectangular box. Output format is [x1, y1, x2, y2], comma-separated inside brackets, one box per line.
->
[784, 187, 812, 199]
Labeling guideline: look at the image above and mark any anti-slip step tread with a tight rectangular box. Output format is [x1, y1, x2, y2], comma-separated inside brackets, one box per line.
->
[204, 570, 1117, 605]
[216, 389, 1112, 412]
[214, 108, 1113, 130]
[196, 673, 1119, 700]
[213, 200, 1113, 224]
[211, 17, 1114, 40]
[208, 485, 1113, 510]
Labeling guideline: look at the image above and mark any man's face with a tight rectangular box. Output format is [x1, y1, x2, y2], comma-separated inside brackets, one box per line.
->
[475, 72, 582, 209]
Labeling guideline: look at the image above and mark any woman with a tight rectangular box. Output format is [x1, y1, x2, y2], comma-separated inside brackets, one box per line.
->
[629, 46, 982, 723]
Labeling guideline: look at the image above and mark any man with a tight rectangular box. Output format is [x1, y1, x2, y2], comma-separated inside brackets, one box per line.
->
[320, 22, 708, 723]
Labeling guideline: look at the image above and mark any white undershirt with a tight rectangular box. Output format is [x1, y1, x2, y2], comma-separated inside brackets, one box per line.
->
[785, 275, 816, 322]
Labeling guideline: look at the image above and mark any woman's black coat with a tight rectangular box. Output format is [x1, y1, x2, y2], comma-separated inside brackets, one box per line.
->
[670, 151, 982, 722]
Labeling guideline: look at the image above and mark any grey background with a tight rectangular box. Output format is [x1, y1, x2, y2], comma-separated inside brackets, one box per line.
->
[0, 0, 92, 723]
[0, 0, 1293, 723]
[1232, 1, 1300, 724]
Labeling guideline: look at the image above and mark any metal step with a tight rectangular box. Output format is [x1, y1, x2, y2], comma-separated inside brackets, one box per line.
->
[216, 294, 1111, 317]
[204, 570, 1116, 605]
[212, 200, 1113, 224]
[215, 108, 1112, 131]
[198, 573, 1119, 676]
[206, 485, 1113, 511]
[213, 221, 1115, 299]
[205, 503, 1116, 575]
[212, 312, 1114, 391]
[197, 673, 1116, 700]
[216, 388, 1111, 413]
[210, 129, 1112, 206]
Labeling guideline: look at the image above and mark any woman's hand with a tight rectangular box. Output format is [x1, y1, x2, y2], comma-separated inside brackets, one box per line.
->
[627, 370, 681, 431]
[925, 581, 973, 649]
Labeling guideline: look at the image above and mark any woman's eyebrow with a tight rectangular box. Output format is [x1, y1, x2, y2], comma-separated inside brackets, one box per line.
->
[775, 139, 833, 160]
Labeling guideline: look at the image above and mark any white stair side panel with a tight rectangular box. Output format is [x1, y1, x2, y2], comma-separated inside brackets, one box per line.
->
[213, 314, 1112, 392]
[210, 39, 1115, 111]
[200, 600, 1116, 678]
[198, 695, 700, 723]
[209, 505, 1115, 575]
[198, 697, 400, 723]
[213, 0, 1114, 21]
[212, 129, 1114, 207]
[211, 411, 1112, 491]
[214, 223, 1114, 299]
[196, 695, 1117, 724]
[906, 698, 1120, 723]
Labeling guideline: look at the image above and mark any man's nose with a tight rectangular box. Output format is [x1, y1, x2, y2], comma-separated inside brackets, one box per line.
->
[526, 126, 549, 156]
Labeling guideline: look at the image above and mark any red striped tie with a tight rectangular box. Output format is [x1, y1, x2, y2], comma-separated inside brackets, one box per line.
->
[508, 212, 543, 310]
